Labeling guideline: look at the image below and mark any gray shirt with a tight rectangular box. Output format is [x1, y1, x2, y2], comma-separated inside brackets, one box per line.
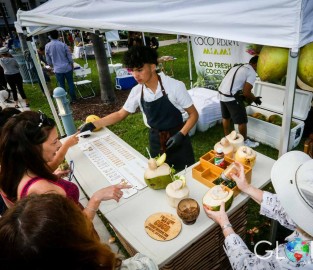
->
[0, 57, 20, 75]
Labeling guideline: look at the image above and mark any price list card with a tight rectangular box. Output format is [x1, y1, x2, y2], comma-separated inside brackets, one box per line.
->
[79, 134, 147, 198]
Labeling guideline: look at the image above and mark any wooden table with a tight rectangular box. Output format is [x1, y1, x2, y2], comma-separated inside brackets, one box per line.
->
[64, 128, 275, 269]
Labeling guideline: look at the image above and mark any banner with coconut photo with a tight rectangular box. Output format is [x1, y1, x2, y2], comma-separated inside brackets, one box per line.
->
[191, 36, 313, 92]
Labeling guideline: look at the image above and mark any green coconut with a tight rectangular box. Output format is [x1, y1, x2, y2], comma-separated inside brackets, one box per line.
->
[257, 46, 289, 82]
[298, 42, 313, 87]
[202, 185, 234, 211]
[268, 114, 282, 126]
[251, 112, 267, 121]
[144, 157, 173, 190]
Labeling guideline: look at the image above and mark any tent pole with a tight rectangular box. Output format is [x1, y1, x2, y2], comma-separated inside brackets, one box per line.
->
[142, 32, 146, 46]
[278, 49, 298, 157]
[24, 34, 65, 137]
[270, 49, 298, 245]
[187, 36, 193, 89]
[61, 30, 65, 44]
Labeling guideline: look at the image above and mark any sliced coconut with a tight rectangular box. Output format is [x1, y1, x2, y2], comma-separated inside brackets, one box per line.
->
[144, 163, 171, 179]
[179, 175, 186, 188]
[156, 153, 166, 166]
[209, 185, 229, 200]
[230, 130, 237, 140]
[203, 185, 234, 211]
[172, 179, 183, 190]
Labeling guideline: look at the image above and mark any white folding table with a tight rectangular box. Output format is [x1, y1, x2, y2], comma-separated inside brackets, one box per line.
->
[64, 128, 275, 269]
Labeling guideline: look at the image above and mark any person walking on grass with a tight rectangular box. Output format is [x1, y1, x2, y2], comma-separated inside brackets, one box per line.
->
[45, 30, 77, 103]
[0, 47, 29, 108]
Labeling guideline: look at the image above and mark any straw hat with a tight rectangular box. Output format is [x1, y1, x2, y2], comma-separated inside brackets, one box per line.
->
[271, 151, 313, 236]
[0, 47, 9, 54]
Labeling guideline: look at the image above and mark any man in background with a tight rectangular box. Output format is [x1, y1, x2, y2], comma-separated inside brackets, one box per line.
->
[45, 30, 77, 103]
[218, 56, 261, 148]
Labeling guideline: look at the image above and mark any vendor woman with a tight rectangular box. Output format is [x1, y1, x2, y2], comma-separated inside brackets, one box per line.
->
[80, 46, 198, 171]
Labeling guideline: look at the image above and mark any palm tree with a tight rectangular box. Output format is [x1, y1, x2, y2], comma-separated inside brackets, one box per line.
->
[91, 31, 116, 104]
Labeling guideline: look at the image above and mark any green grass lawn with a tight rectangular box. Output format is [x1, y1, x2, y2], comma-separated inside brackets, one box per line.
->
[22, 40, 305, 254]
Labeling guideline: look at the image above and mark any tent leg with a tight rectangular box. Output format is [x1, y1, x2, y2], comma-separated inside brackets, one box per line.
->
[25, 36, 65, 137]
[187, 36, 193, 89]
[278, 49, 298, 157]
[270, 49, 298, 245]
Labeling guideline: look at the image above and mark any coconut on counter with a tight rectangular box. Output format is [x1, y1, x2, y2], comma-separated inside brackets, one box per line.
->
[166, 177, 189, 208]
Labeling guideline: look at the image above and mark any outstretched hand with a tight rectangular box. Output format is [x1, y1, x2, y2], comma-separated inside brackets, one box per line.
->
[93, 183, 132, 203]
[63, 131, 80, 148]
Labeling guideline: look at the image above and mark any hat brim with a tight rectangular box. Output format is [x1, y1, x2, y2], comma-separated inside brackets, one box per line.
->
[271, 151, 313, 236]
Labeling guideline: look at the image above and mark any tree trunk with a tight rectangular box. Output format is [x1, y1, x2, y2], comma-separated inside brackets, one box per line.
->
[91, 32, 116, 104]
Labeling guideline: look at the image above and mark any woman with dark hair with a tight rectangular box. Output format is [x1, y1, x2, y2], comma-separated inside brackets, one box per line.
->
[0, 111, 130, 220]
[0, 193, 157, 269]
[0, 106, 20, 129]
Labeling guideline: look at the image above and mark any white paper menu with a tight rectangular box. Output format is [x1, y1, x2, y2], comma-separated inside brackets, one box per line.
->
[79, 134, 147, 198]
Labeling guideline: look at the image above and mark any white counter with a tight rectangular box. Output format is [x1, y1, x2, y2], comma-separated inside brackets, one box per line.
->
[64, 128, 275, 268]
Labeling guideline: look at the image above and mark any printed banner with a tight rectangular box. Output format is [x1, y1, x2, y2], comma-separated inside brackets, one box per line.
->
[191, 36, 261, 90]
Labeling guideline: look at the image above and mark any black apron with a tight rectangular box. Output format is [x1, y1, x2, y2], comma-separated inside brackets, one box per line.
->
[141, 76, 195, 172]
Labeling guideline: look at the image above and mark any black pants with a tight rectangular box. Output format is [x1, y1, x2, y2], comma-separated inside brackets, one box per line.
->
[5, 73, 27, 101]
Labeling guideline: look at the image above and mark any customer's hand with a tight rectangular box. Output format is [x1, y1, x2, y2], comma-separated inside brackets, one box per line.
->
[92, 183, 132, 203]
[203, 202, 230, 227]
[230, 162, 251, 193]
[254, 96, 262, 106]
[63, 131, 80, 148]
[166, 132, 185, 150]
[53, 168, 70, 178]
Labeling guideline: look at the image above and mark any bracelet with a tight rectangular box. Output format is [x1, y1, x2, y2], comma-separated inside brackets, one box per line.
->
[85, 206, 98, 212]
[221, 223, 233, 230]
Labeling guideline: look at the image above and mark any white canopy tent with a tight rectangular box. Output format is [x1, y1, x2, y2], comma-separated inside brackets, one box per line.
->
[16, 0, 313, 155]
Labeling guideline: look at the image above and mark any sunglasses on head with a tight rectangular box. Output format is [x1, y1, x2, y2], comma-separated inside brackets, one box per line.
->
[38, 110, 54, 128]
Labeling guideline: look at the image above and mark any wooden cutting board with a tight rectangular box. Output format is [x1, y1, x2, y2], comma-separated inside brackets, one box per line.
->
[144, 212, 182, 241]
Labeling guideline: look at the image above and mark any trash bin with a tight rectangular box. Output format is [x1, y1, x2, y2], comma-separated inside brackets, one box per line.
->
[12, 53, 38, 84]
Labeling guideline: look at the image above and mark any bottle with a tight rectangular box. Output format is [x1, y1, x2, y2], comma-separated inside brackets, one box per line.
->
[221, 162, 239, 181]
[214, 148, 226, 168]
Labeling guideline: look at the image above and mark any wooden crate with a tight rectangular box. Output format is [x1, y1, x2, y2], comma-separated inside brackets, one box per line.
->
[192, 150, 252, 196]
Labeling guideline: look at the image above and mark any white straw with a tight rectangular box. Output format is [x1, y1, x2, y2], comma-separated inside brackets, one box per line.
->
[184, 165, 187, 175]
[146, 147, 151, 159]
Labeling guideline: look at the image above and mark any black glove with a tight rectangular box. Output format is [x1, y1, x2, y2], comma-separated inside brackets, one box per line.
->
[166, 132, 185, 150]
[254, 96, 262, 106]
[79, 122, 96, 137]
